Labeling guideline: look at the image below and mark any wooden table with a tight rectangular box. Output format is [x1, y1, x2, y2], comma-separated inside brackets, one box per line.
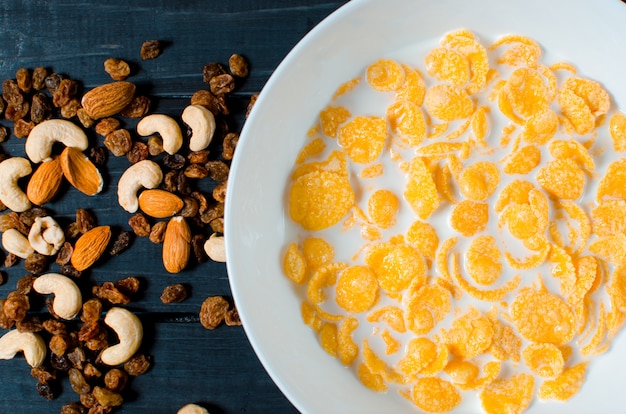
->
[0, 1, 347, 412]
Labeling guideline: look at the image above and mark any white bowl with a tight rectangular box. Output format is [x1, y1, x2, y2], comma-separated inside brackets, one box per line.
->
[225, 0, 626, 413]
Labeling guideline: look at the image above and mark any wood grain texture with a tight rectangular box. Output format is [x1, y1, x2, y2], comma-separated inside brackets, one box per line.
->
[0, 1, 347, 412]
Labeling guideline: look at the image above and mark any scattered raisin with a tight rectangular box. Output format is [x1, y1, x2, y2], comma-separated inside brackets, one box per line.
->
[104, 369, 128, 392]
[60, 263, 82, 279]
[163, 153, 186, 170]
[60, 402, 87, 414]
[76, 209, 95, 234]
[15, 67, 32, 93]
[160, 283, 188, 304]
[212, 180, 227, 203]
[176, 172, 191, 195]
[43, 319, 68, 335]
[140, 40, 162, 60]
[88, 146, 107, 167]
[205, 160, 230, 181]
[16, 315, 44, 333]
[54, 242, 72, 265]
[114, 276, 140, 297]
[190, 191, 208, 214]
[228, 53, 249, 78]
[163, 170, 178, 193]
[200, 202, 224, 224]
[225, 307, 242, 326]
[50, 352, 72, 372]
[0, 125, 7, 142]
[92, 386, 123, 407]
[179, 197, 199, 218]
[30, 92, 52, 123]
[83, 363, 102, 380]
[69, 368, 91, 395]
[148, 221, 167, 244]
[126, 141, 149, 163]
[190, 89, 227, 116]
[0, 270, 5, 285]
[92, 282, 130, 305]
[44, 73, 63, 92]
[123, 353, 151, 376]
[4, 292, 30, 321]
[4, 252, 18, 267]
[188, 149, 210, 164]
[246, 93, 259, 118]
[104, 58, 131, 81]
[104, 129, 132, 156]
[199, 296, 229, 329]
[2, 79, 24, 106]
[0, 299, 14, 329]
[109, 231, 131, 256]
[147, 135, 164, 156]
[61, 98, 81, 118]
[120, 95, 151, 118]
[209, 217, 225, 234]
[76, 108, 94, 128]
[222, 132, 239, 160]
[67, 346, 86, 370]
[65, 222, 81, 240]
[50, 334, 71, 356]
[36, 380, 60, 400]
[95, 118, 121, 136]
[80, 299, 103, 323]
[25, 252, 48, 274]
[128, 213, 150, 237]
[183, 163, 209, 179]
[5, 101, 30, 121]
[209, 73, 235, 95]
[32, 67, 48, 91]
[31, 366, 57, 383]
[52, 78, 78, 107]
[202, 63, 227, 84]
[15, 273, 36, 294]
[192, 234, 207, 264]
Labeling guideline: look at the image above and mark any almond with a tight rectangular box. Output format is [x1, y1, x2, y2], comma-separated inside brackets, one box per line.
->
[26, 156, 64, 205]
[60, 147, 104, 196]
[81, 81, 136, 119]
[71, 225, 112, 271]
[138, 189, 184, 218]
[162, 216, 191, 273]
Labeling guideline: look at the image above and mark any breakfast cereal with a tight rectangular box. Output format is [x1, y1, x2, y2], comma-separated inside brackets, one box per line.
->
[282, 29, 626, 413]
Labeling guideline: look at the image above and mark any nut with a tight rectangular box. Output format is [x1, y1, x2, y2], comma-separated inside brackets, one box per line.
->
[181, 104, 216, 152]
[26, 157, 64, 205]
[136, 114, 182, 155]
[60, 146, 104, 196]
[81, 81, 136, 119]
[137, 189, 183, 218]
[177, 404, 209, 414]
[70, 225, 112, 271]
[25, 119, 89, 163]
[162, 216, 191, 273]
[2, 228, 34, 259]
[28, 216, 65, 256]
[117, 160, 163, 213]
[203, 233, 226, 263]
[0, 157, 32, 212]
[0, 329, 46, 367]
[32, 273, 82, 320]
[100, 307, 143, 366]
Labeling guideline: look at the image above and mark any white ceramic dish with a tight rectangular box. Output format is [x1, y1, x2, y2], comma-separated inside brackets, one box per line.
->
[225, 0, 626, 412]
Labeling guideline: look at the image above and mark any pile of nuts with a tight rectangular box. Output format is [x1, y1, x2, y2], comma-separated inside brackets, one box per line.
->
[0, 39, 250, 413]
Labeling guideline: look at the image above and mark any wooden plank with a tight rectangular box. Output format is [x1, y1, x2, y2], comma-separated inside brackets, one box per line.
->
[0, 0, 347, 412]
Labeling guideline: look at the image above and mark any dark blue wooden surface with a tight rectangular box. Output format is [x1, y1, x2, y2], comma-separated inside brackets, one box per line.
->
[0, 1, 348, 412]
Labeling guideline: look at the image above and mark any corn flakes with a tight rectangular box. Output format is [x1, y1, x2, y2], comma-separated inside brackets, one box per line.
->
[597, 158, 626, 201]
[357, 362, 387, 392]
[503, 144, 541, 174]
[536, 158, 585, 200]
[307, 262, 347, 304]
[444, 309, 495, 359]
[411, 377, 461, 413]
[522, 343, 564, 377]
[397, 64, 426, 106]
[295, 137, 326, 164]
[425, 47, 471, 86]
[521, 107, 558, 144]
[405, 284, 451, 335]
[405, 156, 441, 220]
[538, 362, 588, 401]
[450, 200, 489, 236]
[368, 189, 400, 229]
[458, 161, 500, 201]
[335, 265, 379, 313]
[387, 99, 426, 146]
[366, 58, 406, 92]
[338, 317, 359, 366]
[480, 373, 535, 414]
[283, 243, 307, 284]
[610, 112, 626, 151]
[337, 115, 387, 164]
[406, 220, 439, 262]
[398, 337, 439, 377]
[425, 84, 475, 122]
[465, 235, 502, 285]
[319, 105, 351, 138]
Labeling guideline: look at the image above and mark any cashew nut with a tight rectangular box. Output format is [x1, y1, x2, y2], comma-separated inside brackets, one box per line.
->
[0, 157, 32, 212]
[117, 160, 163, 213]
[28, 216, 65, 256]
[32, 273, 82, 320]
[2, 228, 34, 259]
[0, 329, 47, 367]
[177, 404, 209, 414]
[100, 307, 143, 366]
[182, 105, 216, 152]
[25, 119, 89, 163]
[203, 233, 226, 263]
[136, 114, 183, 155]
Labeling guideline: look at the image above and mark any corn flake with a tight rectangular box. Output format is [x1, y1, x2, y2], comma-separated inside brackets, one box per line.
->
[283, 243, 307, 284]
[338, 317, 359, 366]
[538, 362, 588, 401]
[522, 343, 564, 378]
[425, 84, 475, 122]
[503, 144, 541, 175]
[368, 189, 400, 229]
[480, 373, 535, 414]
[357, 362, 387, 392]
[495, 179, 535, 212]
[609, 112, 626, 151]
[465, 235, 502, 285]
[367, 306, 406, 333]
[397, 64, 426, 106]
[425, 47, 471, 86]
[335, 265, 379, 313]
[319, 322, 338, 357]
[405, 284, 451, 335]
[411, 377, 461, 413]
[302, 237, 334, 271]
[405, 156, 441, 220]
[444, 358, 479, 385]
[307, 262, 347, 304]
[536, 158, 585, 200]
[398, 337, 439, 377]
[521, 107, 559, 144]
[295, 137, 326, 164]
[337, 115, 387, 164]
[597, 158, 626, 201]
[406, 220, 439, 262]
[444, 309, 495, 359]
[450, 200, 489, 237]
[458, 161, 500, 201]
[387, 99, 426, 146]
[366, 58, 406, 92]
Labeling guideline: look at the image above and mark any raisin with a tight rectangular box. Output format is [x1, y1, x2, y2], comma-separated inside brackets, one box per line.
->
[13, 119, 34, 138]
[60, 402, 87, 414]
[4, 292, 30, 321]
[50, 334, 71, 356]
[225, 307, 242, 326]
[76, 108, 94, 128]
[5, 101, 29, 121]
[148, 221, 167, 244]
[36, 381, 60, 400]
[104, 129, 132, 156]
[209, 73, 235, 95]
[123, 353, 151, 376]
[222, 132, 239, 160]
[16, 315, 44, 333]
[15, 68, 32, 93]
[0, 299, 14, 329]
[120, 95, 151, 118]
[163, 171, 178, 193]
[109, 231, 131, 256]
[80, 299, 102, 323]
[30, 92, 52, 123]
[80, 393, 97, 409]
[188, 149, 210, 164]
[52, 78, 78, 107]
[184, 163, 209, 179]
[199, 296, 229, 329]
[83, 363, 102, 380]
[176, 173, 192, 195]
[93, 386, 123, 407]
[246, 93, 259, 118]
[92, 282, 130, 305]
[192, 234, 207, 264]
[60, 263, 82, 279]
[61, 98, 81, 118]
[228, 53, 249, 78]
[65, 222, 81, 240]
[179, 197, 199, 218]
[43, 319, 68, 335]
[205, 160, 230, 181]
[0, 125, 7, 142]
[76, 209, 95, 234]
[67, 346, 86, 370]
[2, 79, 24, 106]
[16, 273, 36, 294]
[126, 141, 149, 163]
[104, 369, 128, 392]
[78, 321, 102, 342]
[200, 202, 224, 224]
[114, 277, 140, 297]
[50, 352, 72, 371]
[163, 153, 186, 170]
[209, 217, 224, 234]
[212, 180, 227, 203]
[95, 118, 120, 136]
[44, 73, 63, 92]
[140, 40, 161, 60]
[147, 136, 164, 156]
[32, 67, 48, 91]
[190, 191, 208, 214]
[0, 270, 5, 285]
[31, 366, 57, 383]
[25, 252, 48, 274]
[202, 63, 227, 84]
[69, 368, 91, 395]
[160, 284, 188, 304]
[103, 58, 130, 81]
[89, 146, 107, 167]
[55, 242, 73, 265]
[128, 213, 150, 237]
[20, 207, 47, 227]
[190, 89, 227, 116]
[4, 252, 18, 267]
